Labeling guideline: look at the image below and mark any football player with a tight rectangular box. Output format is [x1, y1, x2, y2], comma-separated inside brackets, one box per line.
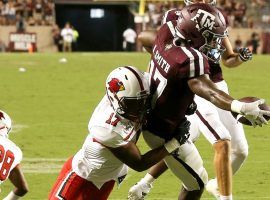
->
[48, 66, 190, 200]
[131, 1, 253, 200]
[128, 3, 268, 200]
[0, 110, 28, 200]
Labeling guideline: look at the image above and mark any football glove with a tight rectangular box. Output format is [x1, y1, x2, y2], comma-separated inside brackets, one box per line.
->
[164, 118, 191, 153]
[175, 118, 191, 145]
[128, 181, 152, 200]
[238, 47, 252, 62]
[232, 99, 270, 127]
[186, 101, 197, 115]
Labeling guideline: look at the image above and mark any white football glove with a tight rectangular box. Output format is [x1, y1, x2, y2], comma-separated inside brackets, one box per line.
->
[128, 181, 152, 200]
[231, 99, 270, 127]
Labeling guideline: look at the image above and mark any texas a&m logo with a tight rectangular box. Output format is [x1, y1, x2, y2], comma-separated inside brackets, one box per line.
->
[191, 9, 216, 31]
[108, 78, 125, 93]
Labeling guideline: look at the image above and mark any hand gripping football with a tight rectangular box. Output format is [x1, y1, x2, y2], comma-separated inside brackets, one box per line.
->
[231, 97, 270, 126]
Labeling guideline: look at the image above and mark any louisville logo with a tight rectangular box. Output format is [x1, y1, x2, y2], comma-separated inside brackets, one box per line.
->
[108, 78, 125, 93]
[191, 9, 216, 31]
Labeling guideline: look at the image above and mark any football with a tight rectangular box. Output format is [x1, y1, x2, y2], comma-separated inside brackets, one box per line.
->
[231, 97, 270, 126]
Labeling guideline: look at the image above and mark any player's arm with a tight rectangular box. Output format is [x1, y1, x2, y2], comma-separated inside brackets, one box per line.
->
[4, 165, 28, 200]
[188, 74, 270, 126]
[221, 37, 252, 68]
[188, 74, 233, 110]
[138, 30, 157, 54]
[108, 134, 188, 172]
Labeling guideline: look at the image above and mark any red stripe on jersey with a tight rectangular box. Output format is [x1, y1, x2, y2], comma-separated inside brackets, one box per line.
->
[92, 138, 108, 148]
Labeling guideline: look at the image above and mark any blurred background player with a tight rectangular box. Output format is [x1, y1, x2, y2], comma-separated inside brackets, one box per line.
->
[61, 22, 74, 52]
[128, 2, 263, 200]
[0, 110, 28, 200]
[48, 66, 189, 200]
[123, 27, 137, 52]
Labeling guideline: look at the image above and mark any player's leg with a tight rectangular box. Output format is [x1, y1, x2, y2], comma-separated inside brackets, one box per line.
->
[48, 157, 87, 200]
[143, 131, 208, 200]
[217, 106, 248, 175]
[48, 157, 73, 199]
[128, 114, 202, 199]
[195, 94, 232, 200]
[216, 80, 249, 175]
[83, 180, 115, 200]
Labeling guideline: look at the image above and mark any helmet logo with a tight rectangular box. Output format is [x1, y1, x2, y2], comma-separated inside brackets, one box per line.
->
[108, 78, 125, 93]
[191, 9, 216, 31]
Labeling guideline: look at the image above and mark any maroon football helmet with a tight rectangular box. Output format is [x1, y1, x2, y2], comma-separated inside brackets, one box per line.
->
[176, 3, 227, 62]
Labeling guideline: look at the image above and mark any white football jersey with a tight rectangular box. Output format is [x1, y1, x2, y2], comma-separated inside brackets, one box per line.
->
[0, 136, 23, 184]
[72, 96, 141, 189]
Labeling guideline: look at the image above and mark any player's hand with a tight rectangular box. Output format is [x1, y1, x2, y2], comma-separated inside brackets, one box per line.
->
[164, 118, 191, 153]
[238, 47, 252, 62]
[186, 101, 197, 115]
[128, 181, 152, 200]
[174, 118, 191, 145]
[240, 99, 270, 127]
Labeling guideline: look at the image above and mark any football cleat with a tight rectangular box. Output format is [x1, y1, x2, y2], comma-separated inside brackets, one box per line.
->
[128, 181, 152, 200]
[206, 178, 220, 200]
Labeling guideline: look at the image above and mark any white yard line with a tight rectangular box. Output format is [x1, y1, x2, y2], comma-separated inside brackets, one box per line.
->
[21, 158, 270, 199]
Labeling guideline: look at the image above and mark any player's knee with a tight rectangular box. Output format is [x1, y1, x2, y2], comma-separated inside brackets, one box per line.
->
[199, 166, 208, 187]
[232, 147, 249, 161]
[184, 167, 208, 191]
[17, 183, 29, 196]
[214, 140, 230, 156]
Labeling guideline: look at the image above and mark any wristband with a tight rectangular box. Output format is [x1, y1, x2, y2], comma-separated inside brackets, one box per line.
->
[3, 191, 20, 200]
[231, 100, 244, 114]
[164, 138, 180, 153]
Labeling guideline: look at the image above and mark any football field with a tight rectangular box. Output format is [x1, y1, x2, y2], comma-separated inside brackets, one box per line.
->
[0, 53, 270, 199]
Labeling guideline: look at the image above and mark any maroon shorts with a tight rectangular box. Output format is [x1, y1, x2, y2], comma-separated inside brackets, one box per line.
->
[48, 157, 115, 200]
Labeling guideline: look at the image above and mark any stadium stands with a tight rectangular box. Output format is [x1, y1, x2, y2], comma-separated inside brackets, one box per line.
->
[0, 0, 54, 26]
[0, 0, 270, 53]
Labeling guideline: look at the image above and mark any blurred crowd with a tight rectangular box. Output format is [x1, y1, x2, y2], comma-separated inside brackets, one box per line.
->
[1, 0, 270, 29]
[0, 0, 54, 26]
[144, 0, 270, 29]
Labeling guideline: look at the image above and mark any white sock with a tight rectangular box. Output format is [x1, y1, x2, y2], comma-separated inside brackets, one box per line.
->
[220, 194, 233, 200]
[141, 173, 155, 184]
[3, 191, 21, 200]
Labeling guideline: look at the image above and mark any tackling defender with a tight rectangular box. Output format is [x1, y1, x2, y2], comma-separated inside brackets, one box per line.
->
[48, 66, 189, 200]
[128, 3, 268, 200]
[0, 110, 28, 200]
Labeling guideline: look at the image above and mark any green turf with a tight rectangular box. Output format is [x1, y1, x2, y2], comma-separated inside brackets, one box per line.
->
[0, 53, 269, 199]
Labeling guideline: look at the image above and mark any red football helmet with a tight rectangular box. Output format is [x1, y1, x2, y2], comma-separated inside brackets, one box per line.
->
[176, 3, 227, 62]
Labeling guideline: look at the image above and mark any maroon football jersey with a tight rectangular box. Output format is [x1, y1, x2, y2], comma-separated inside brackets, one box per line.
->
[146, 21, 210, 140]
[162, 8, 181, 24]
[161, 7, 229, 83]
